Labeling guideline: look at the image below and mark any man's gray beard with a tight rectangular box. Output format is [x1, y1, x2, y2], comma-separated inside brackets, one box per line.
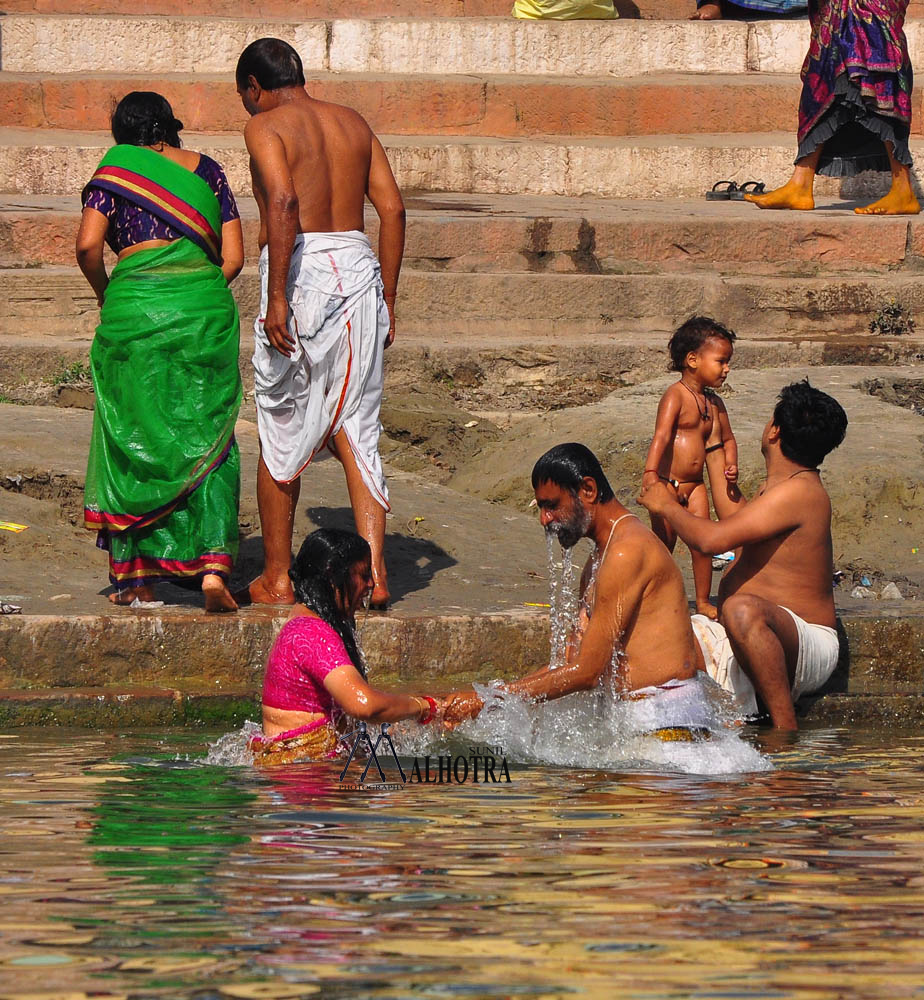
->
[547, 504, 590, 549]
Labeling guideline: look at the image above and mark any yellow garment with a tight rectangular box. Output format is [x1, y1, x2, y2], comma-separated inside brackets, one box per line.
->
[513, 0, 616, 18]
[249, 722, 339, 766]
[648, 726, 712, 743]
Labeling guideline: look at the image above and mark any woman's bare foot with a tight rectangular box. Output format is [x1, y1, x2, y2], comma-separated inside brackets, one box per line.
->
[109, 585, 156, 606]
[745, 181, 814, 211]
[696, 600, 719, 620]
[690, 2, 722, 17]
[203, 574, 238, 613]
[234, 574, 295, 607]
[855, 186, 920, 215]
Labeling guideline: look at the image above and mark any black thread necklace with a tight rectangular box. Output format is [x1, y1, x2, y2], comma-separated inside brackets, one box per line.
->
[680, 379, 710, 421]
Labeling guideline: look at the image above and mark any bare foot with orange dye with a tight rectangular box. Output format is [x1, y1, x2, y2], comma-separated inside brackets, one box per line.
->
[109, 585, 156, 606]
[234, 574, 295, 607]
[696, 600, 719, 620]
[203, 574, 239, 613]
[855, 187, 920, 215]
[745, 182, 814, 211]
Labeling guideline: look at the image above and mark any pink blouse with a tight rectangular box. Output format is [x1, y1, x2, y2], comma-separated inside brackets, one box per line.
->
[262, 616, 353, 718]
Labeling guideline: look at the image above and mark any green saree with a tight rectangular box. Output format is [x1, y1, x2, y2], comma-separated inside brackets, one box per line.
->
[83, 146, 241, 590]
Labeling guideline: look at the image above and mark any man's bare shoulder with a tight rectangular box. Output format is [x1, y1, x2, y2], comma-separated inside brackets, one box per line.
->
[243, 111, 280, 144]
[308, 97, 374, 137]
[598, 521, 659, 584]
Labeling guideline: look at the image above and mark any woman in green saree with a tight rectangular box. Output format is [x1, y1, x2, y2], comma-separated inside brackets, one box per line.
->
[76, 92, 244, 612]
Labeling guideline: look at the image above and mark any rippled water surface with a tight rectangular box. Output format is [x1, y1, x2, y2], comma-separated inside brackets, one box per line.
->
[1, 726, 924, 999]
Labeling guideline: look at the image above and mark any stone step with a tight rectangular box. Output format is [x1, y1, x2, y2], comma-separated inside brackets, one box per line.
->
[0, 0, 691, 19]
[0, 71, 817, 138]
[3, 193, 922, 273]
[4, 264, 924, 343]
[3, 127, 920, 200]
[0, 612, 551, 699]
[0, 613, 920, 726]
[3, 15, 886, 77]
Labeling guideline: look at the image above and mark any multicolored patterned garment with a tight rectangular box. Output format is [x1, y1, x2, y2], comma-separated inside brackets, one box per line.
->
[84, 153, 238, 257]
[83, 144, 242, 591]
[249, 719, 340, 766]
[797, 0, 913, 175]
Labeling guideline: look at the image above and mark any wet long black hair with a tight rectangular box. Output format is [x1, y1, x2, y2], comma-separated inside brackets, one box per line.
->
[111, 91, 184, 149]
[289, 529, 370, 676]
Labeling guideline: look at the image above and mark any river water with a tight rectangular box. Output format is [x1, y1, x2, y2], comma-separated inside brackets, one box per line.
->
[1, 725, 923, 998]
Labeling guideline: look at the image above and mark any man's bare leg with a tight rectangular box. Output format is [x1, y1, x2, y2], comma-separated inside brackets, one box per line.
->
[855, 141, 920, 215]
[690, 1, 722, 17]
[203, 573, 238, 613]
[239, 455, 298, 605]
[720, 593, 801, 729]
[330, 429, 389, 607]
[745, 147, 821, 211]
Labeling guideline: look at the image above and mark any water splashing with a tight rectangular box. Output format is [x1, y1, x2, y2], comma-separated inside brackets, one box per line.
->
[390, 674, 771, 775]
[547, 532, 581, 669]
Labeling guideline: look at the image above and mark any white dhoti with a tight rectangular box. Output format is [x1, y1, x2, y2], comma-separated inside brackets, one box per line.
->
[253, 231, 390, 509]
[692, 609, 840, 717]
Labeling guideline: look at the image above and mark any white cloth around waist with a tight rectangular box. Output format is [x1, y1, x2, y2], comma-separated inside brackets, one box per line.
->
[691, 608, 839, 717]
[251, 231, 390, 502]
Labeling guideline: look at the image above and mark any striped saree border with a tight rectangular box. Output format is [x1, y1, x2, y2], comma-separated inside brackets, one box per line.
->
[89, 165, 221, 263]
[84, 434, 235, 534]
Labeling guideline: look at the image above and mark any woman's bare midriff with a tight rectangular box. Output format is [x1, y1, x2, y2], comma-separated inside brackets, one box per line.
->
[262, 704, 326, 738]
[117, 239, 175, 260]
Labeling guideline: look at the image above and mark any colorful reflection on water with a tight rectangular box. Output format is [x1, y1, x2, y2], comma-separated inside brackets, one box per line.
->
[1, 727, 923, 999]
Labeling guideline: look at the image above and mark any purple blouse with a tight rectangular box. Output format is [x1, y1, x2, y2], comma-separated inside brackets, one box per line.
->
[82, 153, 240, 255]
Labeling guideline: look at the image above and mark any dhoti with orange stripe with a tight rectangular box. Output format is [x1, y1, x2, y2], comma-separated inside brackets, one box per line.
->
[252, 231, 390, 510]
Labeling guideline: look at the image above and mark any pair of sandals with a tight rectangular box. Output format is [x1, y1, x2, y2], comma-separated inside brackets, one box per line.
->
[705, 180, 765, 201]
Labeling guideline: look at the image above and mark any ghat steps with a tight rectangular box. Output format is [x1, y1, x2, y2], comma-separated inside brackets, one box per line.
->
[1, 12, 923, 351]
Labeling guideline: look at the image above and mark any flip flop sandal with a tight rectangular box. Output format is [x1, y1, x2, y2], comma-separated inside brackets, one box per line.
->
[705, 180, 738, 201]
[729, 180, 765, 200]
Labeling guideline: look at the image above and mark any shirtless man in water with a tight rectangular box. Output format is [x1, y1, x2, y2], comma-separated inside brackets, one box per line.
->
[235, 37, 405, 608]
[639, 380, 848, 729]
[441, 443, 700, 725]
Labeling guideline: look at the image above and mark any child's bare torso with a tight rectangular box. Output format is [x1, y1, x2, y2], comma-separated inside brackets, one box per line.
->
[663, 382, 715, 484]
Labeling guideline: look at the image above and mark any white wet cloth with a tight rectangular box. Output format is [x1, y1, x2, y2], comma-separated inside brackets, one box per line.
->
[621, 676, 718, 734]
[692, 608, 839, 716]
[253, 231, 390, 508]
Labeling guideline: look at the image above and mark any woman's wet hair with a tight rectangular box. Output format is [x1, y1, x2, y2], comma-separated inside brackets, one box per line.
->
[667, 315, 737, 372]
[111, 92, 183, 148]
[773, 379, 847, 468]
[288, 528, 370, 676]
[531, 443, 615, 503]
[236, 37, 306, 91]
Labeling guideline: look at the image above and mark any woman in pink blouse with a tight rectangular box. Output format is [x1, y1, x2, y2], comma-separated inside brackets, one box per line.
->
[250, 529, 438, 764]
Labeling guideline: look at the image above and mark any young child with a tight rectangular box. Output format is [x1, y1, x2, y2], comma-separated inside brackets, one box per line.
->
[642, 316, 739, 619]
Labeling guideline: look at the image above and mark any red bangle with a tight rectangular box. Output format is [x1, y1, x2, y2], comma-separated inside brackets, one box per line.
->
[418, 695, 438, 725]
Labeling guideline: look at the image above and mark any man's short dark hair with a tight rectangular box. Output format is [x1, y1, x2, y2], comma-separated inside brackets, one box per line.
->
[773, 380, 847, 467]
[667, 316, 737, 372]
[531, 443, 615, 502]
[236, 38, 306, 91]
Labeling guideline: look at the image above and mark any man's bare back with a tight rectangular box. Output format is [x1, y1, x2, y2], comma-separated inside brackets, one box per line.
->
[717, 471, 836, 627]
[246, 97, 373, 241]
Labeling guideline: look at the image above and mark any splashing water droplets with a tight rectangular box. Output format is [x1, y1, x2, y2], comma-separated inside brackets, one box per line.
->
[547, 532, 580, 670]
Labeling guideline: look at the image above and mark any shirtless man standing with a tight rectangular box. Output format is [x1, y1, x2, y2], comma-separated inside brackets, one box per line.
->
[236, 38, 405, 608]
[639, 380, 848, 729]
[441, 443, 701, 725]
